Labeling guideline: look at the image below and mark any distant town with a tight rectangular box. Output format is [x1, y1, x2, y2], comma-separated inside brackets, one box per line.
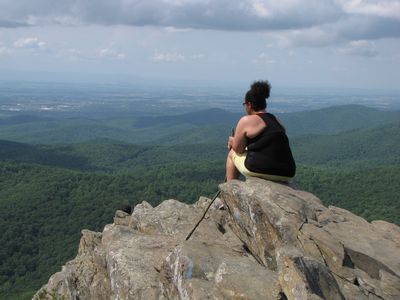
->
[1, 81, 399, 119]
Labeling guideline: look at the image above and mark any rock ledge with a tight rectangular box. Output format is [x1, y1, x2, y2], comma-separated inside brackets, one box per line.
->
[35, 178, 400, 300]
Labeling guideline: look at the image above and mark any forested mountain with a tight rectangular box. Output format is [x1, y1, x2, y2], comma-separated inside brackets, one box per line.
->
[294, 165, 400, 224]
[0, 104, 399, 299]
[0, 105, 399, 144]
[0, 160, 223, 299]
[133, 108, 241, 128]
[0, 139, 226, 172]
[131, 105, 400, 136]
[291, 121, 400, 168]
[281, 104, 400, 136]
[2, 120, 399, 172]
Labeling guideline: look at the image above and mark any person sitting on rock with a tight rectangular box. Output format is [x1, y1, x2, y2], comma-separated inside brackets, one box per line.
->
[226, 80, 296, 182]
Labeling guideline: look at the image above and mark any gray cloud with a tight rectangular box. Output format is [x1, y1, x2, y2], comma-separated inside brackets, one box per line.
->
[0, 0, 342, 29]
[0, 0, 399, 43]
[337, 16, 400, 40]
[0, 0, 75, 24]
[265, 13, 400, 48]
[0, 19, 28, 27]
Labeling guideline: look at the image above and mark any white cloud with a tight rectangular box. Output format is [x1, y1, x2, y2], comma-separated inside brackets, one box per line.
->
[252, 52, 277, 64]
[0, 45, 12, 55]
[189, 53, 205, 59]
[151, 51, 205, 62]
[248, 0, 272, 18]
[267, 27, 342, 48]
[98, 48, 125, 60]
[152, 52, 186, 62]
[57, 48, 85, 60]
[164, 26, 193, 33]
[13, 37, 47, 50]
[338, 0, 400, 19]
[66, 48, 81, 58]
[338, 40, 378, 57]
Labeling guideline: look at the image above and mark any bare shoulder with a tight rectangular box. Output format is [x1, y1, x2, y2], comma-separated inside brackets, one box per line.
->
[239, 114, 262, 125]
[239, 115, 259, 123]
[236, 115, 263, 135]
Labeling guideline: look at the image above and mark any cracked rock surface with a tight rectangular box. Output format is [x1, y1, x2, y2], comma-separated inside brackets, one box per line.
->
[35, 178, 400, 300]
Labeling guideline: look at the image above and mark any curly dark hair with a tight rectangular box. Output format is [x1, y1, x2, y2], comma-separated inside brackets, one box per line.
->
[245, 80, 271, 111]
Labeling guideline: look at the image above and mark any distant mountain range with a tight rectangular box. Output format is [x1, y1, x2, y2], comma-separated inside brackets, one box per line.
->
[291, 121, 400, 168]
[0, 105, 399, 144]
[1, 104, 399, 300]
[1, 118, 399, 172]
[133, 107, 241, 128]
[281, 104, 400, 136]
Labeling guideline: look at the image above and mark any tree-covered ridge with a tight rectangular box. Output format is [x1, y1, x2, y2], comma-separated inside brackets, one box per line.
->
[133, 108, 241, 128]
[0, 160, 223, 299]
[1, 158, 399, 299]
[294, 165, 400, 225]
[1, 104, 399, 299]
[0, 105, 399, 144]
[0, 139, 226, 172]
[281, 104, 400, 136]
[2, 119, 399, 172]
[291, 121, 400, 168]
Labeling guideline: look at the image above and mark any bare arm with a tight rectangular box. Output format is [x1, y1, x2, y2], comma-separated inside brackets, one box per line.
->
[228, 116, 248, 154]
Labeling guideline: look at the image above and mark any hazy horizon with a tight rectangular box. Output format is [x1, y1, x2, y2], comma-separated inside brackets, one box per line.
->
[1, 80, 399, 119]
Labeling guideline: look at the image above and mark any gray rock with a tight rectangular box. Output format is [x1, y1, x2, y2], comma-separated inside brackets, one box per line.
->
[35, 178, 400, 300]
[160, 240, 281, 300]
[219, 177, 400, 300]
[34, 229, 110, 300]
[102, 225, 175, 299]
[114, 209, 131, 226]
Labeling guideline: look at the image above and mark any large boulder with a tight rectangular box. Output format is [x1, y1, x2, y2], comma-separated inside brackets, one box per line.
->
[35, 178, 400, 300]
[220, 178, 400, 300]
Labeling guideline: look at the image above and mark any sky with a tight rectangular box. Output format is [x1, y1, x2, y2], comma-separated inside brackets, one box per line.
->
[0, 0, 399, 89]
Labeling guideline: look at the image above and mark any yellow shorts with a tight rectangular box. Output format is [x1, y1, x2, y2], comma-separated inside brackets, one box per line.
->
[232, 151, 292, 182]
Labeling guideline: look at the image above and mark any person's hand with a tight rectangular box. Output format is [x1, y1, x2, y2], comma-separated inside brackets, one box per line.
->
[227, 136, 234, 149]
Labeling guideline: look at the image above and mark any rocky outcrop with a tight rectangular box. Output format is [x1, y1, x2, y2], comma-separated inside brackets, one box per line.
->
[34, 178, 400, 300]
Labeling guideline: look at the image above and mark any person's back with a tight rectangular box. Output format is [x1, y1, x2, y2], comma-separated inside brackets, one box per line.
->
[245, 113, 296, 177]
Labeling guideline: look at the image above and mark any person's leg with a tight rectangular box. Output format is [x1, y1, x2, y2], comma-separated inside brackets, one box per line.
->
[229, 151, 292, 183]
[226, 149, 239, 181]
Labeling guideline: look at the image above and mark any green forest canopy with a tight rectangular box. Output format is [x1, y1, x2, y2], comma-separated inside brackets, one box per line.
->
[0, 105, 399, 299]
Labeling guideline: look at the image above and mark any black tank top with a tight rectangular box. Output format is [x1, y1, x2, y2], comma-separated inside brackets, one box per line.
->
[244, 113, 296, 177]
